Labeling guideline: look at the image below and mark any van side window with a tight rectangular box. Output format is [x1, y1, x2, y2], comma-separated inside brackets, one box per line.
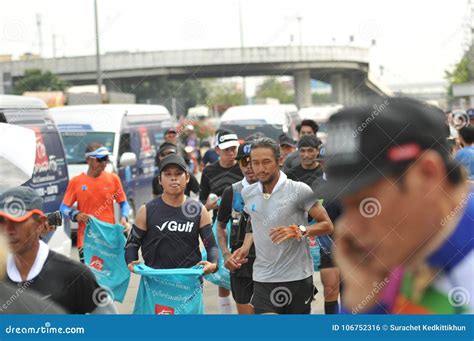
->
[0, 112, 7, 123]
[118, 133, 132, 159]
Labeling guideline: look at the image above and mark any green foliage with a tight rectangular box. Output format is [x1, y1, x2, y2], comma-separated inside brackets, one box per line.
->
[255, 77, 294, 103]
[13, 69, 70, 95]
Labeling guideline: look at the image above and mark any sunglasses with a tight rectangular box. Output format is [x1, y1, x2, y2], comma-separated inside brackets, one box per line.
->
[95, 156, 109, 163]
[239, 157, 251, 168]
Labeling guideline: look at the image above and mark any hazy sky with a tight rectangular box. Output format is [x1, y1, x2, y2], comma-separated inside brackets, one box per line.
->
[0, 0, 472, 85]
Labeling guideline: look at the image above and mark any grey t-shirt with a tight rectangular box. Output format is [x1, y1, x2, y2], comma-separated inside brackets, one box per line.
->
[283, 151, 300, 173]
[242, 172, 317, 283]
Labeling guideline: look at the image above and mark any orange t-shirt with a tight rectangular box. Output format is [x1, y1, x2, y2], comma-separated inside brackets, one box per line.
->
[62, 172, 127, 248]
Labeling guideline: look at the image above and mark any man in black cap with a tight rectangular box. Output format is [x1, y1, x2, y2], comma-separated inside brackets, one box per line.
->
[164, 127, 179, 145]
[0, 187, 113, 314]
[283, 119, 319, 172]
[286, 135, 323, 186]
[323, 97, 473, 314]
[217, 142, 257, 314]
[278, 134, 297, 165]
[152, 142, 199, 198]
[126, 154, 218, 275]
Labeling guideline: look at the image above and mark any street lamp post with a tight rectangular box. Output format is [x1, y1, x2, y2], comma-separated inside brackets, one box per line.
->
[94, 0, 103, 98]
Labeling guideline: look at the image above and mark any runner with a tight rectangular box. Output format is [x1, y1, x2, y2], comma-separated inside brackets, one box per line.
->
[455, 125, 474, 181]
[125, 154, 218, 273]
[237, 137, 334, 314]
[60, 143, 130, 263]
[199, 129, 243, 313]
[278, 133, 297, 165]
[217, 142, 257, 314]
[323, 97, 474, 314]
[283, 119, 319, 172]
[1, 187, 114, 314]
[152, 142, 200, 198]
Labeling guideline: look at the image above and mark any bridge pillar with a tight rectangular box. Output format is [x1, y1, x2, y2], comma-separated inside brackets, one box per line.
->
[331, 74, 371, 106]
[293, 70, 312, 109]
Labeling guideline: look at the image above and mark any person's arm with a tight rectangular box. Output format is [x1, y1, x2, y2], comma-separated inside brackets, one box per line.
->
[230, 215, 253, 263]
[270, 183, 333, 243]
[114, 175, 130, 230]
[197, 207, 218, 275]
[188, 173, 200, 194]
[199, 168, 210, 205]
[124, 205, 147, 272]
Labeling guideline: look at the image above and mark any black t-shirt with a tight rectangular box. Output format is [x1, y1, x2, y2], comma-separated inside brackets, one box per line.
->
[286, 164, 323, 187]
[152, 172, 200, 196]
[199, 161, 243, 218]
[143, 196, 203, 269]
[6, 251, 100, 314]
[0, 282, 65, 314]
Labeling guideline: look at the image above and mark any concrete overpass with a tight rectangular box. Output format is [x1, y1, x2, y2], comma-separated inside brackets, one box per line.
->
[0, 46, 391, 107]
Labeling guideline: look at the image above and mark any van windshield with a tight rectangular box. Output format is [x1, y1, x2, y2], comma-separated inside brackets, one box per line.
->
[60, 132, 115, 164]
[219, 122, 284, 141]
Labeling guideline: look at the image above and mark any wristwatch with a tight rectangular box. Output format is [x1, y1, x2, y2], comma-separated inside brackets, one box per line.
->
[298, 225, 308, 237]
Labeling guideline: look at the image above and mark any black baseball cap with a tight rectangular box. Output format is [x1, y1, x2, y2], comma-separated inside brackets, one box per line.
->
[0, 187, 45, 222]
[322, 97, 451, 199]
[297, 135, 321, 149]
[279, 134, 297, 148]
[165, 127, 178, 135]
[159, 142, 178, 155]
[236, 142, 252, 160]
[159, 154, 188, 173]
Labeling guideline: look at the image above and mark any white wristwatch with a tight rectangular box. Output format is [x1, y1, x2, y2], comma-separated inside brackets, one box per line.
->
[298, 225, 308, 237]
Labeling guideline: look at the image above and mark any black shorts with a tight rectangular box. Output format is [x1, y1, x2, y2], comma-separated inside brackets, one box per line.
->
[230, 274, 254, 305]
[251, 276, 317, 314]
[319, 249, 335, 269]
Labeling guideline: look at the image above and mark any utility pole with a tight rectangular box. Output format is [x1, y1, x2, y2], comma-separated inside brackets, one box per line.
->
[36, 14, 43, 56]
[238, 0, 247, 104]
[94, 0, 103, 97]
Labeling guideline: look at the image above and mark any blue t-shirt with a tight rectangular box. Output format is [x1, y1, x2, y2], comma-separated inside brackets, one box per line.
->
[202, 149, 219, 165]
[455, 146, 474, 180]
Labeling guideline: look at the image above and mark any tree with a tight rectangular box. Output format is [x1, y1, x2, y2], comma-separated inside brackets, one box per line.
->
[255, 77, 294, 103]
[445, 55, 472, 105]
[206, 81, 244, 112]
[13, 69, 70, 95]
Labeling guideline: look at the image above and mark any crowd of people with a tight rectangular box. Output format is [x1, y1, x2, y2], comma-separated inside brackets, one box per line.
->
[0, 97, 473, 315]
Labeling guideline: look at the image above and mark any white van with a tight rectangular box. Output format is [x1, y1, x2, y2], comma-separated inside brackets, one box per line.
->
[298, 104, 343, 144]
[219, 104, 300, 141]
[50, 104, 173, 226]
[0, 95, 72, 256]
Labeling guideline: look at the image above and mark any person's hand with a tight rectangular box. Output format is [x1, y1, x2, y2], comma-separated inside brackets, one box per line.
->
[76, 213, 91, 224]
[39, 221, 56, 236]
[334, 219, 389, 312]
[120, 217, 130, 233]
[223, 250, 248, 271]
[205, 196, 218, 211]
[197, 260, 217, 275]
[270, 225, 302, 244]
[127, 260, 141, 273]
